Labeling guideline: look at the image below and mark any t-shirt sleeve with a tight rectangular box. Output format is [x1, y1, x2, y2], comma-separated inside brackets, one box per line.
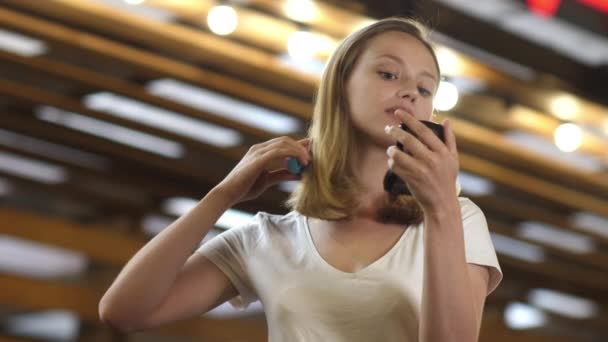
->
[460, 198, 503, 295]
[195, 213, 262, 309]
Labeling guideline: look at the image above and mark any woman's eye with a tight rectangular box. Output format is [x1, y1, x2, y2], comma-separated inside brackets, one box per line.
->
[378, 71, 397, 80]
[418, 87, 432, 97]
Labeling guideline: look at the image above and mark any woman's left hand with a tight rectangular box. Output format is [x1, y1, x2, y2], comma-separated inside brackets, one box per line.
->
[385, 109, 460, 212]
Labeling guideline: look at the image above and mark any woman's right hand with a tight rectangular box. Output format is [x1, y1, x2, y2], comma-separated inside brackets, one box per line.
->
[216, 136, 311, 206]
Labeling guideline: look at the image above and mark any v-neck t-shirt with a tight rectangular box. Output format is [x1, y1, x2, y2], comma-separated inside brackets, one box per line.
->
[196, 197, 503, 342]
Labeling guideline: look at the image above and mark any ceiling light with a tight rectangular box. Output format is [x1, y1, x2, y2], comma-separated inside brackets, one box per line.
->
[434, 46, 463, 75]
[162, 197, 255, 229]
[146, 79, 301, 134]
[0, 235, 87, 279]
[207, 5, 238, 36]
[287, 31, 318, 61]
[528, 288, 599, 319]
[124, 0, 145, 4]
[83, 92, 242, 147]
[490, 233, 546, 263]
[278, 53, 326, 77]
[284, 0, 318, 23]
[0, 151, 67, 184]
[458, 171, 495, 196]
[278, 180, 300, 193]
[206, 299, 264, 318]
[0, 28, 47, 57]
[550, 95, 579, 121]
[35, 106, 184, 158]
[6, 310, 79, 342]
[517, 221, 596, 254]
[433, 80, 459, 111]
[504, 302, 547, 330]
[569, 212, 608, 238]
[503, 130, 601, 172]
[0, 128, 109, 171]
[554, 123, 582, 152]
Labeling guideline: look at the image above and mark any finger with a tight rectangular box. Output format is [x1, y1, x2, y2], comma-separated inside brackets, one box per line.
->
[394, 110, 444, 152]
[442, 119, 457, 154]
[258, 146, 308, 170]
[387, 145, 419, 179]
[385, 125, 430, 160]
[260, 137, 310, 165]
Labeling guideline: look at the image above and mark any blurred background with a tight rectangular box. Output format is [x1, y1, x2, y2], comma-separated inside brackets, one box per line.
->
[0, 0, 607, 341]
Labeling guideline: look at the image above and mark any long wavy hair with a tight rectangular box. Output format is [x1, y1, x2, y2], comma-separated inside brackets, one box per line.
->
[286, 17, 441, 225]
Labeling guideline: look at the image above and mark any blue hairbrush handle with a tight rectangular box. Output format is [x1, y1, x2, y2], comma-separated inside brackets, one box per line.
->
[287, 157, 305, 175]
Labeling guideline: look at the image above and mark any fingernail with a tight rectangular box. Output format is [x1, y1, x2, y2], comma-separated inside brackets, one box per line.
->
[384, 125, 393, 133]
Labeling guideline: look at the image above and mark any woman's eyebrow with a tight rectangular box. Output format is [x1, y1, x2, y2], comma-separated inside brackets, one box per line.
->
[375, 54, 437, 82]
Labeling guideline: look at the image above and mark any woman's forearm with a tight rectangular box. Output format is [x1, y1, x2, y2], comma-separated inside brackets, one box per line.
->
[419, 198, 478, 342]
[98, 187, 234, 322]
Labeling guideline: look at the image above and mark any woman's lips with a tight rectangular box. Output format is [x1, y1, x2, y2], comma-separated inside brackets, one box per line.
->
[385, 106, 415, 117]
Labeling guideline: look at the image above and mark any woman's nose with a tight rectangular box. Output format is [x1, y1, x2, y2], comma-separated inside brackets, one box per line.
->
[398, 87, 418, 101]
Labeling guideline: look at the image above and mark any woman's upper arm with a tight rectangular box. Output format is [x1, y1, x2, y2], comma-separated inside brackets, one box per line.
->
[134, 252, 238, 331]
[468, 263, 490, 340]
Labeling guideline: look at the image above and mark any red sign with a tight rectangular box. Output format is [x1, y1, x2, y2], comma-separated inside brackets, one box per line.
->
[577, 0, 608, 14]
[527, 0, 608, 16]
[527, 0, 561, 17]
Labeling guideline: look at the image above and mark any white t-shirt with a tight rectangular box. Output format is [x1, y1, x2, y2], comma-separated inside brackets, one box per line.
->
[197, 197, 503, 342]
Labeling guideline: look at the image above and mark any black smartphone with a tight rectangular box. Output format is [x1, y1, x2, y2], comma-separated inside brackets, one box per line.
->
[383, 120, 446, 195]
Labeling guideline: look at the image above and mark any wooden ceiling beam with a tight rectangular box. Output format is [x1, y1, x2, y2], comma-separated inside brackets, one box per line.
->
[0, 50, 281, 142]
[0, 6, 311, 120]
[1, 0, 317, 99]
[0, 273, 267, 341]
[476, 195, 608, 248]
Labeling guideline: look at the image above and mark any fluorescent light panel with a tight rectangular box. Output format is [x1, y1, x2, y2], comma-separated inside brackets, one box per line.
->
[0, 151, 67, 184]
[146, 78, 302, 134]
[569, 212, 608, 238]
[83, 92, 242, 147]
[35, 106, 184, 158]
[162, 197, 255, 229]
[278, 180, 300, 193]
[435, 0, 608, 66]
[490, 232, 546, 263]
[504, 302, 547, 330]
[0, 128, 109, 171]
[0, 28, 47, 56]
[528, 288, 599, 319]
[6, 310, 79, 342]
[278, 53, 326, 77]
[503, 130, 603, 172]
[91, 0, 176, 21]
[205, 300, 264, 318]
[458, 171, 495, 196]
[517, 221, 596, 254]
[0, 235, 88, 279]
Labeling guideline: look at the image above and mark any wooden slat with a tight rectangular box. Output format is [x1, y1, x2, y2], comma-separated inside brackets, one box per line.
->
[2, 0, 317, 98]
[0, 50, 280, 141]
[476, 195, 608, 248]
[0, 273, 267, 341]
[459, 152, 608, 217]
[0, 6, 312, 120]
[0, 79, 247, 160]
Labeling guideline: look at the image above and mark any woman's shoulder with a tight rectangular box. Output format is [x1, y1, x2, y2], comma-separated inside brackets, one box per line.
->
[456, 196, 487, 221]
[245, 210, 305, 238]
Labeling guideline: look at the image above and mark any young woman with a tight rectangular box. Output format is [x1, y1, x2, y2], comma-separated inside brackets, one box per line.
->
[99, 17, 502, 342]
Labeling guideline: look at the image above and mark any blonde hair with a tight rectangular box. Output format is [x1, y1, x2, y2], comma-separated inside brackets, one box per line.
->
[286, 17, 440, 222]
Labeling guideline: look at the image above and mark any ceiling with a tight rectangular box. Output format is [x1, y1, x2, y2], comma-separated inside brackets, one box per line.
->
[0, 0, 607, 341]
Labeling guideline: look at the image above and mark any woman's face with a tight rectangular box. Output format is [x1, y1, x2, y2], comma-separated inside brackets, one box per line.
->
[345, 31, 439, 148]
